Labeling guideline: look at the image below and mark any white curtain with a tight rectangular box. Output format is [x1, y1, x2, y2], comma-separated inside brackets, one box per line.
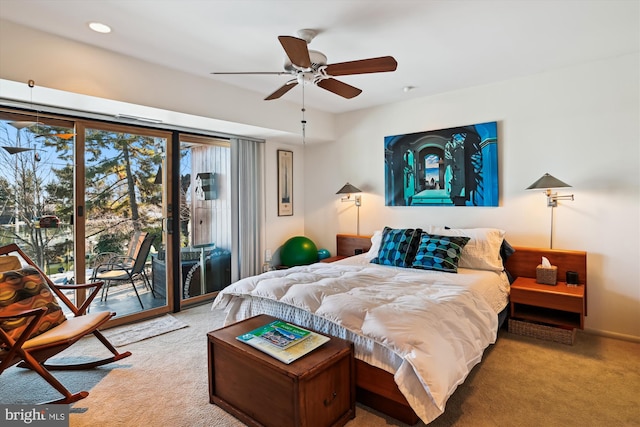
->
[231, 138, 264, 281]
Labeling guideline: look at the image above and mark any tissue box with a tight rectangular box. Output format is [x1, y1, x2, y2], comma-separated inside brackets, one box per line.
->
[536, 265, 558, 285]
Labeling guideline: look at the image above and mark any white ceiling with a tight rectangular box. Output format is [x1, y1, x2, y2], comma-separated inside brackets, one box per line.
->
[0, 0, 638, 114]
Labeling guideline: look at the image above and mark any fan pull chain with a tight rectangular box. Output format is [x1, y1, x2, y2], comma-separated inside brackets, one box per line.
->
[301, 83, 306, 143]
[301, 108, 306, 143]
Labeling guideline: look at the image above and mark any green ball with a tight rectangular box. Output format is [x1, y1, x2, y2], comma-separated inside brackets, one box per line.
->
[280, 236, 318, 267]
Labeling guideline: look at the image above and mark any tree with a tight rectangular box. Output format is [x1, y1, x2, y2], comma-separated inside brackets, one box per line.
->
[80, 128, 163, 252]
[0, 118, 164, 270]
[0, 121, 66, 267]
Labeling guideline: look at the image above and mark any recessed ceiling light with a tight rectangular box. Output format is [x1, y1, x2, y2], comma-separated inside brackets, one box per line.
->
[88, 22, 112, 34]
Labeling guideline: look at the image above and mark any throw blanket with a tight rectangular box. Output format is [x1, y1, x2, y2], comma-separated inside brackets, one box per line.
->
[213, 258, 509, 423]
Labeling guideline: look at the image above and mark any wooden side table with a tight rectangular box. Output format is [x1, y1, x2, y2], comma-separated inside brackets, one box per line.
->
[335, 234, 372, 257]
[510, 277, 585, 329]
[320, 255, 349, 263]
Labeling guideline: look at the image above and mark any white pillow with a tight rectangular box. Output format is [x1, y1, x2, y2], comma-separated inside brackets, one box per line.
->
[364, 230, 383, 260]
[427, 227, 506, 272]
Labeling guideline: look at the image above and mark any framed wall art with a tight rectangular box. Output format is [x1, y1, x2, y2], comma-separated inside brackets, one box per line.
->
[277, 149, 293, 216]
[384, 121, 498, 206]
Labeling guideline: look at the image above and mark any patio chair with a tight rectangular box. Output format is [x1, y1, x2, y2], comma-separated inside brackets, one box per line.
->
[91, 231, 148, 277]
[0, 243, 131, 404]
[91, 234, 156, 309]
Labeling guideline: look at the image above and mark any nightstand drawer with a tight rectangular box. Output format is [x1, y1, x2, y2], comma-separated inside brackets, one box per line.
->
[510, 287, 583, 314]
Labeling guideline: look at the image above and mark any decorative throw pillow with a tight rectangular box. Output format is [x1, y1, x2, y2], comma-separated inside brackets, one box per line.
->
[364, 230, 383, 260]
[0, 255, 22, 273]
[427, 227, 506, 272]
[412, 233, 471, 273]
[0, 267, 67, 344]
[370, 226, 423, 268]
[500, 239, 517, 281]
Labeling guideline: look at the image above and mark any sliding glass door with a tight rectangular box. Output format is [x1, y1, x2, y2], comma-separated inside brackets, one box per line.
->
[177, 135, 232, 307]
[1, 107, 239, 323]
[0, 112, 175, 321]
[79, 122, 172, 319]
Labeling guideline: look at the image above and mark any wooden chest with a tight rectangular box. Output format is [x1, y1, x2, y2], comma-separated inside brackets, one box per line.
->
[208, 315, 355, 427]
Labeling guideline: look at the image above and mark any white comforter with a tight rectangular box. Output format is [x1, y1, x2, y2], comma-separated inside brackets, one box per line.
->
[212, 255, 510, 424]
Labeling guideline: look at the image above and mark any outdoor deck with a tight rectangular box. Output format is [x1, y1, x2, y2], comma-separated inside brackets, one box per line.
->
[56, 272, 166, 318]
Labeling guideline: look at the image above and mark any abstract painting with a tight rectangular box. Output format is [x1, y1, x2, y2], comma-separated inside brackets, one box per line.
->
[384, 121, 498, 206]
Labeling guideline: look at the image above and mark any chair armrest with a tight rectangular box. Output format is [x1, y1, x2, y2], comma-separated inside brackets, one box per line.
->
[93, 251, 120, 260]
[0, 307, 47, 350]
[53, 282, 105, 316]
[98, 256, 133, 268]
[0, 307, 48, 352]
[93, 261, 131, 273]
[0, 307, 47, 321]
[91, 252, 128, 277]
[56, 281, 105, 291]
[101, 262, 129, 269]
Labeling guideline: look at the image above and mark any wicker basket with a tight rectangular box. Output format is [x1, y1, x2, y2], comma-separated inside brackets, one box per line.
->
[536, 265, 558, 285]
[508, 318, 576, 345]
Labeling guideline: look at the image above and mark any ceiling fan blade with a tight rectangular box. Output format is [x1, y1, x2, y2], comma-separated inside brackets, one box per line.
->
[317, 78, 362, 99]
[264, 81, 299, 100]
[211, 71, 289, 75]
[278, 36, 311, 69]
[324, 56, 398, 76]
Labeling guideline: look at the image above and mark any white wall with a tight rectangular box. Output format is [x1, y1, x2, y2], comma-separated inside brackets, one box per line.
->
[262, 140, 306, 267]
[304, 53, 640, 340]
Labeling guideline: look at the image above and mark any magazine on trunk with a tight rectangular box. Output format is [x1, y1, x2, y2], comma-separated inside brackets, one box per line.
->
[236, 321, 330, 364]
[239, 320, 312, 349]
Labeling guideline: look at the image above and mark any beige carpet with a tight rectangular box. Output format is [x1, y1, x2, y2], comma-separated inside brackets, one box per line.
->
[2, 304, 639, 426]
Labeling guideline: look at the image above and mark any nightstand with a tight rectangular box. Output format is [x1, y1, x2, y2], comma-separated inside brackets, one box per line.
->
[318, 234, 373, 263]
[510, 277, 585, 329]
[335, 234, 372, 257]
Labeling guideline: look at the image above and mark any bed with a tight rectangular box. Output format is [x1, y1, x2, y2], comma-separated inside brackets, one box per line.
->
[212, 227, 513, 425]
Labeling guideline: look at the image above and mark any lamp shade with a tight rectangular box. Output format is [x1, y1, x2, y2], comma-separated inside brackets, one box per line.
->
[8, 121, 42, 130]
[1, 146, 35, 155]
[526, 173, 571, 190]
[336, 182, 362, 194]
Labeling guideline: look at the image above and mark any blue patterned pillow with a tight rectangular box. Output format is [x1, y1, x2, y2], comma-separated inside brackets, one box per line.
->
[412, 233, 470, 273]
[370, 227, 422, 268]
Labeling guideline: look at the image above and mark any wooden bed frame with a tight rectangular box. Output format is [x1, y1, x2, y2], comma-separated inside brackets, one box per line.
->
[335, 235, 588, 425]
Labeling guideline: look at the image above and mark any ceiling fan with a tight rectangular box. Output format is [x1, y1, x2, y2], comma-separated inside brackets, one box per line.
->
[211, 29, 398, 101]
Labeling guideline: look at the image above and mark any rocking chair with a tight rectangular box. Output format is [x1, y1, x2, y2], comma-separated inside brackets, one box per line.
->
[0, 243, 131, 404]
